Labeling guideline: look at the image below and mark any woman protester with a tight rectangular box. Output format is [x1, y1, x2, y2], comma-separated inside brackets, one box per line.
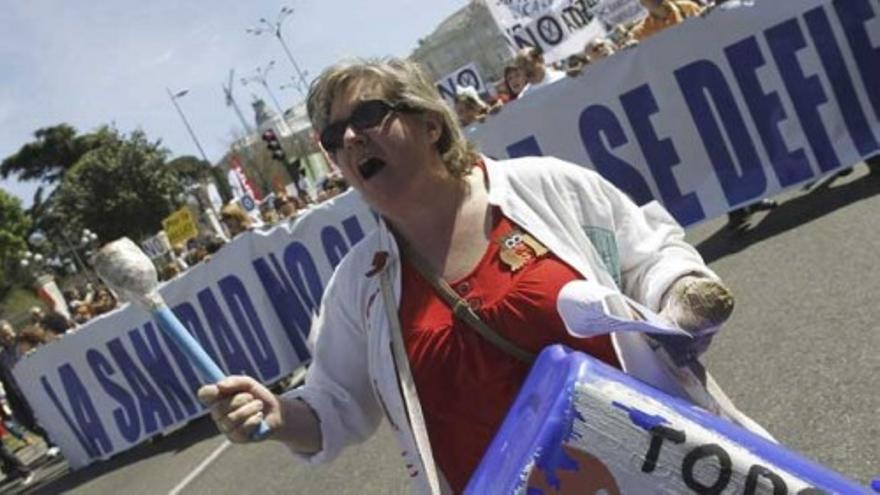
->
[219, 202, 255, 238]
[587, 36, 617, 62]
[273, 194, 299, 219]
[0, 322, 61, 460]
[198, 58, 768, 493]
[500, 64, 527, 103]
[452, 87, 491, 127]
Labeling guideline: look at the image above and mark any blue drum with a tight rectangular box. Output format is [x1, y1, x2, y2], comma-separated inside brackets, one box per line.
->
[466, 345, 868, 494]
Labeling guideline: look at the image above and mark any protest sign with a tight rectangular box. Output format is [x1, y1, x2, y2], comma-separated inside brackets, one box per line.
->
[141, 232, 170, 259]
[161, 207, 198, 247]
[484, 0, 622, 63]
[436, 62, 488, 102]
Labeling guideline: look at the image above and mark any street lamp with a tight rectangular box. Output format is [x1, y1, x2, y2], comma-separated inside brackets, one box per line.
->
[20, 231, 49, 274]
[19, 228, 89, 279]
[223, 68, 254, 136]
[19, 251, 43, 271]
[241, 60, 287, 118]
[279, 79, 306, 95]
[28, 230, 47, 249]
[166, 88, 227, 235]
[166, 87, 212, 166]
[80, 228, 100, 257]
[56, 228, 100, 284]
[246, 6, 310, 98]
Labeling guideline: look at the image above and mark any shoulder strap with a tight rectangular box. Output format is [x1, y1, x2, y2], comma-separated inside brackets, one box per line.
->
[378, 267, 444, 494]
[400, 240, 536, 365]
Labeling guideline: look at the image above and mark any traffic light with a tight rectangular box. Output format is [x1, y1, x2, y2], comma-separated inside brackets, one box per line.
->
[261, 129, 287, 162]
[285, 158, 303, 182]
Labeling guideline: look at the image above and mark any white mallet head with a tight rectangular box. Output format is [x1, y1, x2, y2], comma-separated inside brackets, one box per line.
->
[93, 237, 162, 309]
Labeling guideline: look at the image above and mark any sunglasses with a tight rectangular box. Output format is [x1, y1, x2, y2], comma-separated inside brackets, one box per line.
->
[320, 99, 410, 153]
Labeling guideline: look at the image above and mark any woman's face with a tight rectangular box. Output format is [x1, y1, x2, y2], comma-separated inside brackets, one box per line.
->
[0, 325, 15, 347]
[455, 100, 480, 126]
[279, 201, 297, 218]
[325, 80, 441, 210]
[223, 217, 243, 236]
[260, 208, 278, 223]
[506, 67, 527, 96]
[589, 39, 615, 60]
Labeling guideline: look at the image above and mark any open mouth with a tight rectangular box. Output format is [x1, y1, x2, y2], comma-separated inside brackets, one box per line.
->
[358, 157, 386, 180]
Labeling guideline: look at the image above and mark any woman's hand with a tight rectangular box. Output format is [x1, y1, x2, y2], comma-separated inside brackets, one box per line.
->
[197, 376, 282, 443]
[653, 276, 734, 365]
[660, 275, 734, 334]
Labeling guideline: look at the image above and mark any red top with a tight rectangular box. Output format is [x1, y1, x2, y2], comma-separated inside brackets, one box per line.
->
[399, 206, 621, 493]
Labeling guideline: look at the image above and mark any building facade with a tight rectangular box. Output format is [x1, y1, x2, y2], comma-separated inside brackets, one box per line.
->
[409, 0, 512, 91]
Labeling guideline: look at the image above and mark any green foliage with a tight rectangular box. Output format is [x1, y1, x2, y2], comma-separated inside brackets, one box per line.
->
[1, 124, 114, 184]
[51, 128, 185, 242]
[208, 166, 232, 203]
[0, 190, 31, 296]
[0, 286, 43, 324]
[167, 155, 212, 187]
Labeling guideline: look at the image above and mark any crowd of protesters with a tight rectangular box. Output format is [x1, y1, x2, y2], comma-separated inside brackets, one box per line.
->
[221, 176, 350, 238]
[160, 174, 351, 282]
[0, 317, 63, 485]
[160, 233, 228, 281]
[455, 0, 705, 123]
[61, 284, 119, 326]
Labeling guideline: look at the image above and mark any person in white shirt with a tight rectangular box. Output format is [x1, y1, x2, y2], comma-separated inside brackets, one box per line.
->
[514, 47, 566, 97]
[197, 57, 767, 494]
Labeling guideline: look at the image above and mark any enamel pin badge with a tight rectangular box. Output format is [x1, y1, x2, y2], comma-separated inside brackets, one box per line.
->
[498, 229, 548, 271]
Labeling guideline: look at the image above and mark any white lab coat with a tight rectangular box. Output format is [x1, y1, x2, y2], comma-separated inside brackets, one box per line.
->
[282, 156, 768, 494]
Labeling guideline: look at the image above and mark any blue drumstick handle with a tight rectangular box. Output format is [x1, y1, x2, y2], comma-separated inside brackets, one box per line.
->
[154, 305, 271, 440]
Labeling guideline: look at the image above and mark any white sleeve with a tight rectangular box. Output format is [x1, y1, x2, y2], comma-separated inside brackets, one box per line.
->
[280, 260, 383, 464]
[593, 172, 718, 312]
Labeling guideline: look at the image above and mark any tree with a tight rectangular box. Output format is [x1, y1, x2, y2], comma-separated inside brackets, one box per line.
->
[1, 124, 114, 184]
[51, 128, 185, 242]
[167, 155, 233, 204]
[167, 155, 213, 187]
[0, 190, 31, 296]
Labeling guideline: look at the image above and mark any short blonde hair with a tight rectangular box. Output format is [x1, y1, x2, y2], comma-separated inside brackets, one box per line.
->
[514, 47, 543, 66]
[307, 57, 479, 178]
[454, 87, 489, 112]
[220, 203, 253, 228]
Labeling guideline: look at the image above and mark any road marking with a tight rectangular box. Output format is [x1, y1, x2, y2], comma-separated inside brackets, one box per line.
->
[166, 368, 308, 495]
[168, 440, 231, 495]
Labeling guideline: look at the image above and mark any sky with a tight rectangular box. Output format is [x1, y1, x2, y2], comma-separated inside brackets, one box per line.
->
[0, 0, 470, 208]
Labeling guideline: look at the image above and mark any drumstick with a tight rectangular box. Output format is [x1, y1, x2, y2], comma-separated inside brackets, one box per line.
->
[93, 237, 270, 440]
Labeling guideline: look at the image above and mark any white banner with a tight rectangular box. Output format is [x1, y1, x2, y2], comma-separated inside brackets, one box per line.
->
[13, 191, 376, 468]
[470, 0, 880, 226]
[484, 0, 637, 63]
[436, 62, 488, 102]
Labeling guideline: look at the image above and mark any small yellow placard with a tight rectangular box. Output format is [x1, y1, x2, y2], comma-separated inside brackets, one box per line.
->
[161, 207, 198, 246]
